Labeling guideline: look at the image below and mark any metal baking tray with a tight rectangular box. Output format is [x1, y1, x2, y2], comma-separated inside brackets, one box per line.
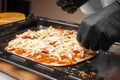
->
[0, 17, 120, 80]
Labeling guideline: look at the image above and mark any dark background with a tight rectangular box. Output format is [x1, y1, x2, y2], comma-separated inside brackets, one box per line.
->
[2, 0, 30, 16]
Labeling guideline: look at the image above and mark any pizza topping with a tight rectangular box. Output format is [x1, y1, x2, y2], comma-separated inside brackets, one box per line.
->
[66, 36, 71, 39]
[22, 35, 31, 39]
[49, 41, 56, 45]
[41, 50, 49, 54]
[68, 31, 74, 35]
[73, 50, 80, 54]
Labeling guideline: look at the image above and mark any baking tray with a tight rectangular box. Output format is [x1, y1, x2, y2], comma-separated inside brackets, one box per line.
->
[0, 17, 120, 80]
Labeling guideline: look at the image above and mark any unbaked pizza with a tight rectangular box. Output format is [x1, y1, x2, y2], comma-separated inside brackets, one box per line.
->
[5, 26, 97, 66]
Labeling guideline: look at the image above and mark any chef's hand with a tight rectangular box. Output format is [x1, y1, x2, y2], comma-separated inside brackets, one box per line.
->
[56, 0, 88, 13]
[77, 0, 120, 51]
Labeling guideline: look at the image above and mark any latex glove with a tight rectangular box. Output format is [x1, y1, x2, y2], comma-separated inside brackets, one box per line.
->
[77, 0, 120, 51]
[56, 0, 89, 13]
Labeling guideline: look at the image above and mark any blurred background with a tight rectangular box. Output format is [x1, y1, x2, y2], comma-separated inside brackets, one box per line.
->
[0, 0, 88, 23]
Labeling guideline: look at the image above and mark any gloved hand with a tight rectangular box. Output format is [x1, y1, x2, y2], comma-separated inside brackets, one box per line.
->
[56, 0, 89, 13]
[77, 0, 120, 51]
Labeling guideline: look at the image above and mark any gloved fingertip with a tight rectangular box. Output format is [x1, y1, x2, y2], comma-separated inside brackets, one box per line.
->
[81, 42, 90, 50]
[67, 8, 77, 13]
[62, 6, 69, 11]
[56, 0, 65, 7]
[77, 33, 82, 43]
[90, 46, 99, 51]
[77, 36, 89, 49]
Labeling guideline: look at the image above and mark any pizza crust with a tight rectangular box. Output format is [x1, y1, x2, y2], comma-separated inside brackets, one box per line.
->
[8, 50, 97, 66]
[38, 54, 97, 66]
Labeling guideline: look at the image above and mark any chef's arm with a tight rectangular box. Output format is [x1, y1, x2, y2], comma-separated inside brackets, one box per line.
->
[77, 0, 120, 51]
[56, 0, 89, 13]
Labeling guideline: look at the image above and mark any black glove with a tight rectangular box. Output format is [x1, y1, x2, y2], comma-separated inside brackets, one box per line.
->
[77, 0, 120, 51]
[56, 0, 89, 13]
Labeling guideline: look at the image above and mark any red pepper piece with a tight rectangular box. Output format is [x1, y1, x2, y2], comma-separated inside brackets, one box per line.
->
[73, 50, 80, 54]
[49, 41, 56, 45]
[68, 31, 74, 35]
[41, 50, 49, 54]
[22, 36, 31, 39]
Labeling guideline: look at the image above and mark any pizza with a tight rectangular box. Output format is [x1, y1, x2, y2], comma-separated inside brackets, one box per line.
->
[5, 26, 97, 66]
